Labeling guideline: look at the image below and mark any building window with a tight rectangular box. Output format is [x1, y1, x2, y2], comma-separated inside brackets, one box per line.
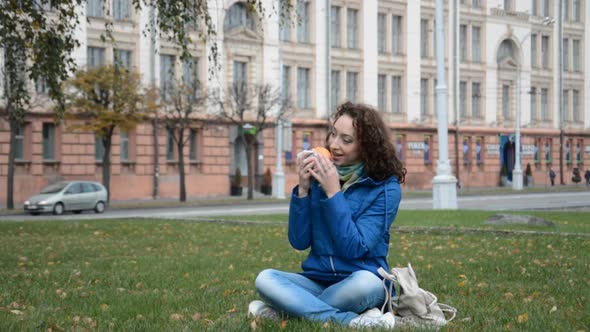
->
[563, 38, 569, 71]
[297, 67, 310, 109]
[545, 140, 551, 164]
[160, 54, 175, 101]
[532, 0, 538, 15]
[420, 78, 429, 117]
[87, 47, 105, 69]
[530, 87, 537, 122]
[120, 130, 129, 161]
[189, 128, 198, 161]
[396, 134, 404, 161]
[166, 128, 175, 161]
[302, 131, 311, 150]
[504, 0, 513, 10]
[420, 19, 429, 58]
[346, 72, 358, 103]
[392, 15, 403, 55]
[541, 88, 549, 120]
[233, 61, 247, 84]
[566, 140, 572, 164]
[378, 74, 386, 112]
[534, 140, 540, 164]
[563, 89, 570, 121]
[114, 49, 132, 70]
[572, 39, 581, 72]
[280, 2, 291, 41]
[573, 0, 580, 22]
[564, 0, 570, 21]
[224, 2, 255, 31]
[95, 136, 104, 161]
[459, 24, 467, 62]
[459, 81, 467, 118]
[297, 0, 310, 43]
[463, 137, 470, 164]
[113, 0, 130, 20]
[572, 89, 580, 122]
[378, 13, 386, 53]
[330, 6, 340, 48]
[472, 82, 481, 119]
[531, 34, 537, 68]
[576, 140, 582, 164]
[331, 70, 340, 111]
[42, 123, 55, 160]
[476, 136, 483, 163]
[391, 76, 402, 114]
[35, 78, 49, 95]
[472, 26, 481, 63]
[541, 0, 549, 17]
[282, 65, 291, 99]
[183, 57, 200, 99]
[502, 84, 510, 120]
[15, 125, 25, 160]
[87, 0, 104, 17]
[347, 9, 358, 49]
[541, 36, 550, 69]
[424, 135, 431, 163]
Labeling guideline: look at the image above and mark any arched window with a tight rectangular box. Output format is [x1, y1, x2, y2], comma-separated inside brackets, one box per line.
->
[224, 2, 256, 31]
[497, 39, 516, 64]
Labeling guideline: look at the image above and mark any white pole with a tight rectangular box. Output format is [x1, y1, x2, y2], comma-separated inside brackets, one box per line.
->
[432, 0, 458, 209]
[273, 119, 285, 199]
[513, 62, 523, 190]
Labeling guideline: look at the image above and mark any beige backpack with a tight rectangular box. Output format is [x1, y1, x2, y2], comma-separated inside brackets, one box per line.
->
[378, 263, 457, 330]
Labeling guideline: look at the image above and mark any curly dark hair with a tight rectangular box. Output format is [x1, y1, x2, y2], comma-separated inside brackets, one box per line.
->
[327, 102, 406, 183]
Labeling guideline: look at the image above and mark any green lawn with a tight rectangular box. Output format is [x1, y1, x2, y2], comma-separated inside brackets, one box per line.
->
[1, 212, 589, 331]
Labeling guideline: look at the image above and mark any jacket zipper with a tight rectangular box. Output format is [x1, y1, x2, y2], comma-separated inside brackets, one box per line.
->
[329, 256, 336, 274]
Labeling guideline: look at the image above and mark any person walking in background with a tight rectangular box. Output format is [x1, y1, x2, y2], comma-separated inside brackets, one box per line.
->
[249, 102, 406, 328]
[549, 167, 556, 186]
[584, 169, 590, 187]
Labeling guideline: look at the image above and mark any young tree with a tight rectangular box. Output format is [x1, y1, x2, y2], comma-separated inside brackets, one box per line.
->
[214, 81, 290, 200]
[65, 65, 146, 202]
[159, 74, 206, 202]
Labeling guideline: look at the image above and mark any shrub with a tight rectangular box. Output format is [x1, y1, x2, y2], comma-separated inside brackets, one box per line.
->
[232, 168, 242, 187]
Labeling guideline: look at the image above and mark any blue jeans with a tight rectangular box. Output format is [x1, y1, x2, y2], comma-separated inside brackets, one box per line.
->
[254, 269, 385, 325]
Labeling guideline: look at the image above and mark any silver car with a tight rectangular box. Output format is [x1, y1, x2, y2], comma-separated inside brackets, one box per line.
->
[24, 181, 108, 215]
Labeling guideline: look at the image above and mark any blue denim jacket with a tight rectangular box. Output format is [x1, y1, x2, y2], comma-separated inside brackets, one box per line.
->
[288, 175, 401, 284]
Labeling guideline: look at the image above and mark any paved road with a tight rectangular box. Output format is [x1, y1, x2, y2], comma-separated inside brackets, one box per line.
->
[1, 191, 588, 222]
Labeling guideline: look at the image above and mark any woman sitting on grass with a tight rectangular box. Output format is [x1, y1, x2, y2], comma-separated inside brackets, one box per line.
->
[249, 102, 406, 328]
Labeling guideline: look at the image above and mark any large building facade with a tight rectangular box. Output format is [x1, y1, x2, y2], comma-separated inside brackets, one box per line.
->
[1, 0, 589, 204]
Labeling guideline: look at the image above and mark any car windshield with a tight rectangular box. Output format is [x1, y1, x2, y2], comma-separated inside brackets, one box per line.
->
[40, 182, 69, 194]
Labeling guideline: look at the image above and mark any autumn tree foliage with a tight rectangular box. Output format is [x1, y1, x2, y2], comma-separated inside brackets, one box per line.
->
[65, 66, 147, 202]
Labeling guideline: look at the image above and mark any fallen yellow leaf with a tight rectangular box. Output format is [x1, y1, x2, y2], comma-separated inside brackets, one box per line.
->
[517, 313, 528, 323]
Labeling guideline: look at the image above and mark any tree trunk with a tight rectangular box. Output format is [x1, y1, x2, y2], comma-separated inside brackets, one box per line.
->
[6, 119, 16, 209]
[102, 136, 112, 203]
[246, 139, 254, 200]
[177, 130, 186, 202]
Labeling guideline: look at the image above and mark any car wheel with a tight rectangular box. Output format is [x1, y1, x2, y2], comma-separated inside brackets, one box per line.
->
[94, 201, 105, 214]
[53, 203, 64, 215]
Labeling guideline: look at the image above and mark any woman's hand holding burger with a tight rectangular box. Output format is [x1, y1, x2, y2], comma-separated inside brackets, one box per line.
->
[296, 147, 339, 198]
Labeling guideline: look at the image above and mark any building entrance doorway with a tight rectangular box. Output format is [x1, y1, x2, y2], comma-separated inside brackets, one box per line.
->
[499, 134, 516, 182]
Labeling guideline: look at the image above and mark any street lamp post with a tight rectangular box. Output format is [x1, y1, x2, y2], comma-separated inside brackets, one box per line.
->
[432, 0, 458, 209]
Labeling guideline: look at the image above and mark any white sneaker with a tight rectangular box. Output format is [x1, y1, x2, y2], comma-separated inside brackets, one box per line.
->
[248, 300, 280, 321]
[349, 308, 395, 329]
